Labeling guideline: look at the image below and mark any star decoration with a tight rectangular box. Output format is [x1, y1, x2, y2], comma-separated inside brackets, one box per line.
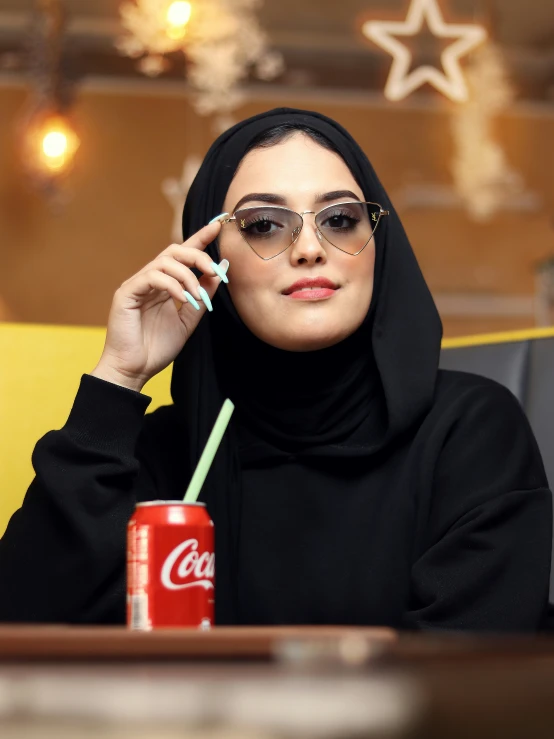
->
[362, 0, 487, 102]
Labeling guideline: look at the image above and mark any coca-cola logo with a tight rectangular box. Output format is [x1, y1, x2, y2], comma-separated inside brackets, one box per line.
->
[161, 538, 215, 591]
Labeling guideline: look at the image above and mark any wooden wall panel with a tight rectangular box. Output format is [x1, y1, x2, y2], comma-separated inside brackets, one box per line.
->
[1, 84, 553, 337]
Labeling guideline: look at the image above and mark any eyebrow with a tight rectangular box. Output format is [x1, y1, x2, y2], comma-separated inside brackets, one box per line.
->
[233, 189, 362, 212]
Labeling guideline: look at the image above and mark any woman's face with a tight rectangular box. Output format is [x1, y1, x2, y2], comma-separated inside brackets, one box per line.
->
[218, 133, 376, 352]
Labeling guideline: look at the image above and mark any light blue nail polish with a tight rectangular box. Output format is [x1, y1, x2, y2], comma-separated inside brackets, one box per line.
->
[183, 291, 200, 311]
[210, 261, 229, 283]
[198, 286, 213, 312]
[208, 212, 229, 225]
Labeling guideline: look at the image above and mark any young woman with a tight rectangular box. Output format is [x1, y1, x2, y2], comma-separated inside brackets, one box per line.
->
[1, 108, 551, 629]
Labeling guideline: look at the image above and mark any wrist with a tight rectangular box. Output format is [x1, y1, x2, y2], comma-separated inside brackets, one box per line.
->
[90, 364, 147, 394]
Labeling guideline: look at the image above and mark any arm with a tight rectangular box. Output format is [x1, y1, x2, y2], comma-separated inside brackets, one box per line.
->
[0, 220, 229, 625]
[405, 383, 552, 632]
[0, 374, 155, 624]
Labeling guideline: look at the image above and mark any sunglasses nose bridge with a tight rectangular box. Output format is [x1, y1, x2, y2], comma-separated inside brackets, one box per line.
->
[291, 212, 326, 248]
[296, 210, 322, 238]
[292, 210, 329, 249]
[309, 212, 326, 244]
[290, 211, 306, 244]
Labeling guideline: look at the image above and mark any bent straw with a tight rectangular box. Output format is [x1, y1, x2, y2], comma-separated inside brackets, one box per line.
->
[183, 398, 235, 503]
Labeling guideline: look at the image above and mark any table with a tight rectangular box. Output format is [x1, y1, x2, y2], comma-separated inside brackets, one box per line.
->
[1, 626, 554, 738]
[0, 624, 395, 661]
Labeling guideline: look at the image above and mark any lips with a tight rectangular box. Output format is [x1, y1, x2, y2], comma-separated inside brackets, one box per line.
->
[282, 277, 339, 295]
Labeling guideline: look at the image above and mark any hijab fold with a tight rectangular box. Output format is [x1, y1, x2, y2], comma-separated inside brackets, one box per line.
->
[171, 108, 442, 624]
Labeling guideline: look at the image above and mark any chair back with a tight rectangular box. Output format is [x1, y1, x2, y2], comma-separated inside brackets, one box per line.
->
[440, 328, 554, 601]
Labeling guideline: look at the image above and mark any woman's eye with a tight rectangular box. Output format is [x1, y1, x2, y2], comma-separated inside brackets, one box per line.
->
[322, 212, 360, 230]
[252, 220, 274, 234]
[242, 217, 282, 238]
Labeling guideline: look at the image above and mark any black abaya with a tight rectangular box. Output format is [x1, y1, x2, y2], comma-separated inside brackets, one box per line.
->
[0, 108, 550, 630]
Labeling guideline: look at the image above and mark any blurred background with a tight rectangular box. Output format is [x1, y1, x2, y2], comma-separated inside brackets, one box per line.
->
[0, 0, 553, 338]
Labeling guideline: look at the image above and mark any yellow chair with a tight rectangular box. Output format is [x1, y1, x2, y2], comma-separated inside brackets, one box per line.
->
[0, 322, 172, 535]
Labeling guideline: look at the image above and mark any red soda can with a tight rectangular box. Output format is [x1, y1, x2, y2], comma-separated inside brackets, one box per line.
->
[126, 501, 215, 630]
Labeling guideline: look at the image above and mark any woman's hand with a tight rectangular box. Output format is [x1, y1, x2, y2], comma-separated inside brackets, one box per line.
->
[91, 219, 229, 393]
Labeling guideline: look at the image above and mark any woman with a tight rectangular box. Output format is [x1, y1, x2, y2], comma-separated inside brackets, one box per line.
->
[0, 108, 551, 629]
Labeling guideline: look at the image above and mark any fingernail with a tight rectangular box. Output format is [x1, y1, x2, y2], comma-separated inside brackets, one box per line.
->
[183, 291, 201, 311]
[198, 286, 213, 312]
[208, 212, 229, 225]
[210, 260, 229, 283]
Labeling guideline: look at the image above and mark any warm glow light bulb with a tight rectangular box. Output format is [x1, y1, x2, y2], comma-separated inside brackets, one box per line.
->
[26, 114, 81, 174]
[166, 1, 192, 35]
[42, 131, 68, 159]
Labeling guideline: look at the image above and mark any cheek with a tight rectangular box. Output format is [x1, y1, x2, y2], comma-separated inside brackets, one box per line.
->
[218, 232, 251, 281]
[218, 235, 275, 304]
[343, 246, 375, 287]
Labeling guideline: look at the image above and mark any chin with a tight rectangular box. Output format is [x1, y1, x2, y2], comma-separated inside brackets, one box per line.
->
[241, 305, 364, 352]
[266, 325, 354, 353]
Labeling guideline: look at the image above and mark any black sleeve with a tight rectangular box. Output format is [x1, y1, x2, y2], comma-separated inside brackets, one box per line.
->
[405, 383, 553, 632]
[0, 374, 158, 624]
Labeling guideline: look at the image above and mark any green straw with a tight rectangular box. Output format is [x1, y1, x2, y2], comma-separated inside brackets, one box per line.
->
[183, 398, 235, 503]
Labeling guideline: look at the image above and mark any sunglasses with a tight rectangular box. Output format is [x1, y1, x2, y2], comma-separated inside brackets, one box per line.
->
[221, 201, 389, 260]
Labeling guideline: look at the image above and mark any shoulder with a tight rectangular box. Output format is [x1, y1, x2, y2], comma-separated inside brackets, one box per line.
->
[413, 370, 550, 545]
[435, 367, 519, 400]
[432, 368, 529, 429]
[428, 369, 548, 501]
[430, 368, 540, 461]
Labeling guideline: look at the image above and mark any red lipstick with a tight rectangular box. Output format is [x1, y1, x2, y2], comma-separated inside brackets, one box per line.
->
[282, 277, 339, 300]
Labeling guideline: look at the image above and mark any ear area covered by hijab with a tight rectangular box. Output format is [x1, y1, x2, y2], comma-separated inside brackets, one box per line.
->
[170, 107, 442, 624]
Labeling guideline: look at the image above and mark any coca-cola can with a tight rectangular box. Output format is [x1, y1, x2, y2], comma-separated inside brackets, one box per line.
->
[126, 501, 215, 630]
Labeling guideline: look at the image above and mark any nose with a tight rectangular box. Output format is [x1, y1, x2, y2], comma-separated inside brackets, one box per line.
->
[289, 215, 327, 266]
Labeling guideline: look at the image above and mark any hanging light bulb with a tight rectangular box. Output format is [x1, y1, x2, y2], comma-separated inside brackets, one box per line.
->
[36, 113, 79, 174]
[20, 106, 80, 186]
[42, 131, 66, 159]
[16, 0, 81, 203]
[166, 1, 192, 40]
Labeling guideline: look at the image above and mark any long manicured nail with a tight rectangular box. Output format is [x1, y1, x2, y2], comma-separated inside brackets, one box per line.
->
[197, 286, 213, 312]
[183, 291, 200, 311]
[208, 212, 229, 225]
[210, 260, 229, 283]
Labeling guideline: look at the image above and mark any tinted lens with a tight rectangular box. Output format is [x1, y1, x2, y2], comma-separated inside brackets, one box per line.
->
[235, 206, 303, 258]
[315, 201, 380, 254]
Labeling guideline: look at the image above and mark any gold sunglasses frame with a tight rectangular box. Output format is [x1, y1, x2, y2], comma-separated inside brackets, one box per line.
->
[221, 201, 390, 260]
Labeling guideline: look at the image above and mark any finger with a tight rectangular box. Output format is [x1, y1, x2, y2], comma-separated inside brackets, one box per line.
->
[127, 270, 199, 309]
[154, 255, 229, 312]
[196, 259, 230, 306]
[182, 290, 202, 311]
[182, 218, 224, 252]
[154, 255, 206, 302]
[163, 245, 222, 282]
[177, 260, 228, 314]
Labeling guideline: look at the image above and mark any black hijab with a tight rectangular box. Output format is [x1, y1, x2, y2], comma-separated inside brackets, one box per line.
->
[171, 108, 442, 623]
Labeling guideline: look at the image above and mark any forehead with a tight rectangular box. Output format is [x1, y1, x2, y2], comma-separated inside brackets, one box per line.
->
[227, 133, 359, 194]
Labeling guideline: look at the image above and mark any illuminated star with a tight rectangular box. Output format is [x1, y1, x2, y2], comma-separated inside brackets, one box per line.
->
[362, 0, 487, 102]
